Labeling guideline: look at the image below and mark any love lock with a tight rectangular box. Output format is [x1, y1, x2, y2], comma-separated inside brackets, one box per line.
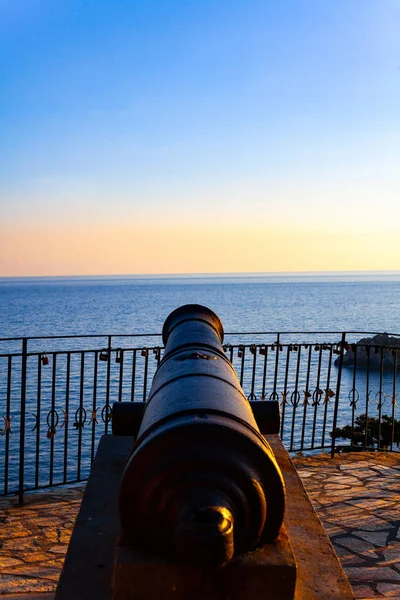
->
[41, 353, 49, 366]
[1, 416, 13, 436]
[99, 349, 109, 362]
[47, 426, 57, 440]
[141, 348, 148, 357]
[115, 349, 122, 363]
[89, 409, 98, 425]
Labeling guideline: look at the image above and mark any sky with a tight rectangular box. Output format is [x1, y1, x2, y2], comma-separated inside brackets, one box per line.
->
[1, 0, 399, 276]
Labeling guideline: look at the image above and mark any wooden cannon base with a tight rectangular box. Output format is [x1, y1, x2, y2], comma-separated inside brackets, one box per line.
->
[55, 435, 355, 600]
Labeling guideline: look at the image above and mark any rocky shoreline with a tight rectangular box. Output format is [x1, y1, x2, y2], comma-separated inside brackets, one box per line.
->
[335, 334, 400, 370]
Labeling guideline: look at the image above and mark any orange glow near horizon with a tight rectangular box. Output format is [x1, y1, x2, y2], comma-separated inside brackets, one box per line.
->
[1, 218, 399, 277]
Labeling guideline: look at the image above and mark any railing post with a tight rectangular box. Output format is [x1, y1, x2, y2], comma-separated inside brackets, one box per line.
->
[143, 348, 149, 402]
[331, 332, 346, 458]
[105, 335, 112, 434]
[273, 333, 280, 398]
[18, 337, 28, 505]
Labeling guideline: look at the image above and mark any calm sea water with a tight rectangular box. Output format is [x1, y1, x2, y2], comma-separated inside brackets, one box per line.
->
[1, 271, 400, 338]
[1, 272, 400, 493]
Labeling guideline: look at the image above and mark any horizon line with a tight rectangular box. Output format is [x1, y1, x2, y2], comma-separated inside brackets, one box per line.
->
[1, 269, 400, 281]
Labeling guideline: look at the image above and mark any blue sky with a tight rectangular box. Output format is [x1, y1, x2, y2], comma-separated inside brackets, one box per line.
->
[1, 1, 399, 275]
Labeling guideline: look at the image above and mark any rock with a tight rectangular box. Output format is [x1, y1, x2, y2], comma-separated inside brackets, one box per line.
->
[334, 334, 400, 370]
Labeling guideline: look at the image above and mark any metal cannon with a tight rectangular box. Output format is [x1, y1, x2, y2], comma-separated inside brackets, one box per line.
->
[114, 304, 285, 569]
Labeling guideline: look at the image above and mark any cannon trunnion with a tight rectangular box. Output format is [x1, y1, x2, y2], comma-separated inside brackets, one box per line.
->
[116, 304, 285, 569]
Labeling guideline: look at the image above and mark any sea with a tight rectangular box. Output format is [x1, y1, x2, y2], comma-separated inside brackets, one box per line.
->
[1, 271, 400, 493]
[1, 271, 400, 338]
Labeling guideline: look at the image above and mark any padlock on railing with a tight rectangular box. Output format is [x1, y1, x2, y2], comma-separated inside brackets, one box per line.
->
[47, 427, 57, 439]
[99, 349, 109, 362]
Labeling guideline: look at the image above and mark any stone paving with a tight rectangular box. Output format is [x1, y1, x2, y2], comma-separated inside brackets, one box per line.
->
[0, 452, 399, 598]
[294, 452, 400, 599]
[0, 485, 84, 598]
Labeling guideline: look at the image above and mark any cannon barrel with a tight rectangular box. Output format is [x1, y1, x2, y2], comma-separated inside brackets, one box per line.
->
[118, 304, 285, 568]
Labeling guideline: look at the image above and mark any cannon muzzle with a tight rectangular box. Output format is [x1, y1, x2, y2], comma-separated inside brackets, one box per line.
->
[118, 304, 285, 568]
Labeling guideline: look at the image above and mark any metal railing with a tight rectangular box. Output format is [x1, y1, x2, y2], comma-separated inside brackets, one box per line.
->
[1, 331, 399, 501]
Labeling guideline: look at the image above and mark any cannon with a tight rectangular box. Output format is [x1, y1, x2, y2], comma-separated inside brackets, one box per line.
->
[114, 304, 285, 569]
[56, 305, 356, 600]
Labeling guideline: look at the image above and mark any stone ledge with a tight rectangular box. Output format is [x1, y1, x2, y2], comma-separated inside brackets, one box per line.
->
[55, 435, 354, 600]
